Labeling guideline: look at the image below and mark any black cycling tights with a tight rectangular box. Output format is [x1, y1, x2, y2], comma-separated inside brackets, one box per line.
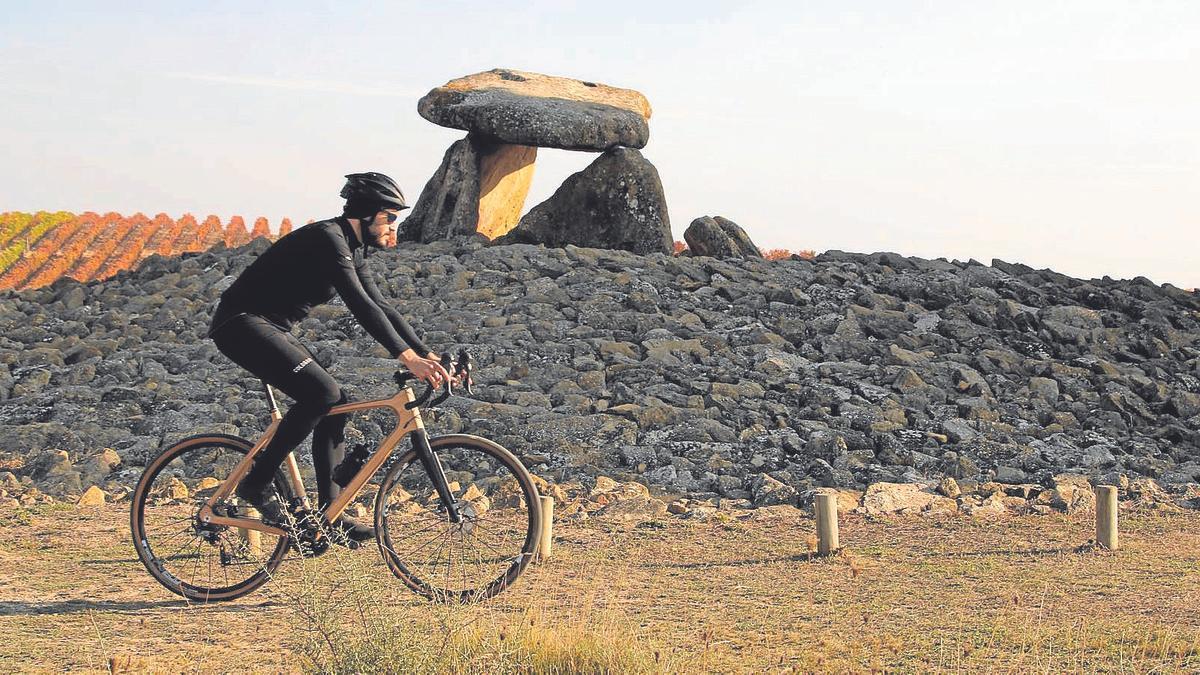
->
[211, 313, 347, 509]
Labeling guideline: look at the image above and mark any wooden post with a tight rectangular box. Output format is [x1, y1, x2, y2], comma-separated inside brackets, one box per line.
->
[1096, 485, 1118, 550]
[815, 493, 839, 556]
[239, 508, 262, 557]
[537, 496, 554, 563]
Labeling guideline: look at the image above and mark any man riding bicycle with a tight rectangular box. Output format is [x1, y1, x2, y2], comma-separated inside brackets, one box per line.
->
[206, 172, 452, 544]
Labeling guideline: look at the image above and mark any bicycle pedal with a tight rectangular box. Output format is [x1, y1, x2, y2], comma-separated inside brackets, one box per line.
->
[337, 536, 362, 550]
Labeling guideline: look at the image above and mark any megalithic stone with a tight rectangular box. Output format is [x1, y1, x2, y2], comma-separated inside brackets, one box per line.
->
[400, 134, 537, 243]
[418, 68, 651, 151]
[684, 216, 764, 259]
[477, 143, 537, 240]
[495, 147, 672, 256]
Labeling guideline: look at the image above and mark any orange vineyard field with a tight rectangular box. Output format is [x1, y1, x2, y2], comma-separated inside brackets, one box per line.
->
[0, 212, 294, 292]
[0, 211, 818, 293]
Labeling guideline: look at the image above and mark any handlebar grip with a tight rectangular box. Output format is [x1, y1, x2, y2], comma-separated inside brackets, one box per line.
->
[395, 348, 473, 410]
[429, 382, 452, 407]
[396, 370, 432, 409]
[406, 384, 434, 410]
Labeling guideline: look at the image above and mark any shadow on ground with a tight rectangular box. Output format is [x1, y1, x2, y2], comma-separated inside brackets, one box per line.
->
[0, 599, 277, 617]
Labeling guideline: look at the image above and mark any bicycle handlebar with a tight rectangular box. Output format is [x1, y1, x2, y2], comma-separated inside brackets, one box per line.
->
[394, 350, 474, 410]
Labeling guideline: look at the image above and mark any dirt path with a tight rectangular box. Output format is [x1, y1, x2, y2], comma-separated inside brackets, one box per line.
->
[1, 503, 1198, 672]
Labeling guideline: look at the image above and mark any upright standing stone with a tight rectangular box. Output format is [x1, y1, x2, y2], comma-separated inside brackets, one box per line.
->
[400, 137, 482, 243]
[496, 147, 672, 255]
[477, 144, 537, 240]
[401, 136, 538, 243]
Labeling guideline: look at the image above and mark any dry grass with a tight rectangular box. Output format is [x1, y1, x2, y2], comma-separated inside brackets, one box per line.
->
[0, 503, 1197, 672]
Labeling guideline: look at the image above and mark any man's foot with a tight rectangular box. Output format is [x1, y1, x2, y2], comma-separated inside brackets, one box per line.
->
[234, 481, 288, 525]
[330, 515, 375, 546]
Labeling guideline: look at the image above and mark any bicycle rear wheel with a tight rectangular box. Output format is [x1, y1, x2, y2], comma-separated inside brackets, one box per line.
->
[130, 434, 294, 602]
[375, 433, 542, 602]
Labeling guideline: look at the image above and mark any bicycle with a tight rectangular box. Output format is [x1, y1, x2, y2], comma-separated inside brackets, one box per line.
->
[129, 351, 544, 603]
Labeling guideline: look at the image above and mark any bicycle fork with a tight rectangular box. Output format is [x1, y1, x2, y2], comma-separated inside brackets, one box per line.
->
[411, 430, 464, 524]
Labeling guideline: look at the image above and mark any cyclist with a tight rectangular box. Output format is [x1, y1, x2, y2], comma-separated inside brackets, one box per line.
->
[206, 172, 452, 544]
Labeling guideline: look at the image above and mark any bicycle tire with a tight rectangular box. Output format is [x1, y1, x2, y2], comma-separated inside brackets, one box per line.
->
[374, 433, 542, 602]
[130, 433, 293, 602]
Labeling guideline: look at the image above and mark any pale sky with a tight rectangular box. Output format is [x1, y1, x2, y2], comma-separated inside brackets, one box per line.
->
[2, 1, 1196, 288]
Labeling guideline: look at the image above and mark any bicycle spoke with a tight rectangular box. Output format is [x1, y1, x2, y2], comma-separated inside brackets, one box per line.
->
[459, 529, 471, 595]
[470, 524, 519, 556]
[378, 440, 538, 600]
[443, 530, 454, 594]
[144, 513, 196, 529]
[148, 525, 196, 552]
[134, 439, 291, 601]
[188, 538, 204, 590]
[396, 526, 452, 562]
[386, 513, 446, 541]
[465, 528, 508, 559]
[160, 532, 203, 566]
[206, 544, 215, 594]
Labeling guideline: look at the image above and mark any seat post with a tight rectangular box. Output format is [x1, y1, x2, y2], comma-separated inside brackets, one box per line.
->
[263, 381, 280, 417]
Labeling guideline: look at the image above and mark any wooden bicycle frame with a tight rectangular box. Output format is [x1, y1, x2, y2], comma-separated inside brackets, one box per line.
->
[196, 385, 428, 536]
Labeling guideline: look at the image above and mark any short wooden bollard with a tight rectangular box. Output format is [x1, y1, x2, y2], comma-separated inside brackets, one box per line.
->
[1095, 485, 1119, 550]
[815, 493, 839, 556]
[537, 496, 554, 562]
[239, 508, 262, 557]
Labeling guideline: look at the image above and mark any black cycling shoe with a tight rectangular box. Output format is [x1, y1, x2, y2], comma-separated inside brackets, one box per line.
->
[236, 483, 332, 557]
[234, 482, 289, 526]
[329, 515, 375, 547]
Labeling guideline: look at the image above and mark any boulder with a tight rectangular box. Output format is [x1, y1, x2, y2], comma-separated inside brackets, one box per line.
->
[401, 135, 537, 243]
[1046, 474, 1096, 513]
[597, 495, 668, 522]
[31, 449, 82, 497]
[78, 448, 121, 487]
[1126, 478, 1174, 508]
[750, 473, 798, 506]
[683, 216, 763, 259]
[799, 487, 862, 513]
[937, 476, 961, 498]
[418, 69, 651, 151]
[496, 148, 672, 255]
[861, 482, 956, 516]
[77, 485, 105, 507]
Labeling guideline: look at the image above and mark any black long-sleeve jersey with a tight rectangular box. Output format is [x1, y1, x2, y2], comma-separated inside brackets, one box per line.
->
[207, 217, 430, 358]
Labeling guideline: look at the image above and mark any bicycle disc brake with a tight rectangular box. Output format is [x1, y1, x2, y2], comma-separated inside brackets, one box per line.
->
[452, 501, 480, 535]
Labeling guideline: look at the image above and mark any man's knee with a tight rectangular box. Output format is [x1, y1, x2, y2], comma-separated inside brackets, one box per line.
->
[316, 388, 347, 414]
[294, 385, 345, 418]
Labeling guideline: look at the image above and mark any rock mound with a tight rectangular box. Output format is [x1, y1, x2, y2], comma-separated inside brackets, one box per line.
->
[0, 239, 1197, 509]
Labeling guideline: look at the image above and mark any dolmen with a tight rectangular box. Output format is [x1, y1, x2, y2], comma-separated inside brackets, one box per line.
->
[400, 69, 672, 255]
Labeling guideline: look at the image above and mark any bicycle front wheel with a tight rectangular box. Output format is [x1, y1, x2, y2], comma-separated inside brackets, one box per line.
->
[375, 433, 542, 602]
[130, 434, 293, 602]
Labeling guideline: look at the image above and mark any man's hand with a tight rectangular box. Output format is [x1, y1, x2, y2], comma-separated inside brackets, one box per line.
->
[424, 351, 468, 387]
[399, 349, 452, 388]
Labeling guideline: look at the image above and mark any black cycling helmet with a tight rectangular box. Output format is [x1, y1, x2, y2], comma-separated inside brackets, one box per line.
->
[340, 172, 409, 212]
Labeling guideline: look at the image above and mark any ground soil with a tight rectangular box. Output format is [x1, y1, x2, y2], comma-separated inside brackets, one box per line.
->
[1, 502, 1198, 673]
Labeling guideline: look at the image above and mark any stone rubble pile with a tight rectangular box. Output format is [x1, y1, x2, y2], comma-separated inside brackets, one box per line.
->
[0, 235, 1198, 515]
